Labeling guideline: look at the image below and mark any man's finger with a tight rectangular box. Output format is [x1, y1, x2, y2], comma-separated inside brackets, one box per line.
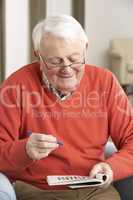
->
[89, 164, 103, 178]
[31, 133, 57, 142]
[32, 141, 59, 149]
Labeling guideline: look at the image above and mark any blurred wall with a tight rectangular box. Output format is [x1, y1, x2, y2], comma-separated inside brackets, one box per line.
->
[46, 0, 72, 16]
[5, 0, 30, 77]
[0, 0, 5, 82]
[2, 0, 133, 78]
[4, 0, 74, 78]
[85, 0, 133, 68]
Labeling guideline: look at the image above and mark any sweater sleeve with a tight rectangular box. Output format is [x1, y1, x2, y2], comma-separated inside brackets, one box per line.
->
[105, 72, 133, 181]
[0, 78, 34, 178]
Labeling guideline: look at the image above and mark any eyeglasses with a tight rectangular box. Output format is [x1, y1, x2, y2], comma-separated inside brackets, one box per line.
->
[38, 53, 85, 70]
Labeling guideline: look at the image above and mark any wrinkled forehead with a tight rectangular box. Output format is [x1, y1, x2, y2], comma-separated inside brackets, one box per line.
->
[39, 33, 85, 56]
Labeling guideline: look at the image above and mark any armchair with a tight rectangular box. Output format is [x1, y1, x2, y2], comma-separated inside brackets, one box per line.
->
[109, 38, 133, 85]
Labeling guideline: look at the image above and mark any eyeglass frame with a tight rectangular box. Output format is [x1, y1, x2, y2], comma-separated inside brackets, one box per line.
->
[38, 52, 86, 70]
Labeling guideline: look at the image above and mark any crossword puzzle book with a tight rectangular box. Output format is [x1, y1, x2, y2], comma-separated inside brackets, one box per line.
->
[47, 173, 107, 189]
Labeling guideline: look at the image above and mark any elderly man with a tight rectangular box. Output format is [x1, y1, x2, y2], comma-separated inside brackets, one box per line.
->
[0, 14, 133, 200]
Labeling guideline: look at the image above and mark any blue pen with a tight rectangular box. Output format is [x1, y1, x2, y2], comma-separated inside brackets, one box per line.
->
[57, 140, 64, 146]
[26, 130, 63, 146]
[26, 130, 32, 136]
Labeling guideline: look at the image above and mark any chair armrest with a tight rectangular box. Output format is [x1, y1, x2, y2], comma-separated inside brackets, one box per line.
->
[104, 141, 117, 158]
[109, 49, 124, 59]
[127, 60, 133, 73]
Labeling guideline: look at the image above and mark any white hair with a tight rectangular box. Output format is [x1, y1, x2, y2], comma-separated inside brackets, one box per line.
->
[32, 14, 88, 51]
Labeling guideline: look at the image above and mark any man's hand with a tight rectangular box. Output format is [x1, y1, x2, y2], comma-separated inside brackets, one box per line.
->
[89, 162, 113, 188]
[26, 133, 59, 160]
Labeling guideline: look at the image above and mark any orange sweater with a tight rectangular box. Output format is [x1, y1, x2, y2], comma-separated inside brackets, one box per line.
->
[0, 62, 133, 189]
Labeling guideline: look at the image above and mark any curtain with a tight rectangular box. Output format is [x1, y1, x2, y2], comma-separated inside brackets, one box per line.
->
[29, 0, 46, 62]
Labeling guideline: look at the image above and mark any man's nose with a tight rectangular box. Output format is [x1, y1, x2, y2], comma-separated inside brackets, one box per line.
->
[62, 58, 71, 67]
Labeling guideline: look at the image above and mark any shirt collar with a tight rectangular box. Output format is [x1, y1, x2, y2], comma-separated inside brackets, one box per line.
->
[41, 68, 72, 101]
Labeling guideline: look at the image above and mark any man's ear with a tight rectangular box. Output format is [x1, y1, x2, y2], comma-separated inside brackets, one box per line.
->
[84, 43, 88, 63]
[86, 42, 88, 51]
[34, 50, 39, 57]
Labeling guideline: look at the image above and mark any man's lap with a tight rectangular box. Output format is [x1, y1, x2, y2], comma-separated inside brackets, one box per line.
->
[14, 181, 120, 200]
[4, 172, 133, 200]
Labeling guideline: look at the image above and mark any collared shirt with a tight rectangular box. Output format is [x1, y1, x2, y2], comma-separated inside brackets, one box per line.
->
[41, 69, 72, 101]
